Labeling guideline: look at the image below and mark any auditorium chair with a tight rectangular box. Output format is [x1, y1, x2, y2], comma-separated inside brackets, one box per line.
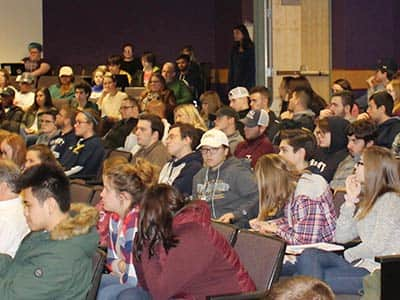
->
[86, 248, 106, 300]
[70, 182, 96, 203]
[211, 220, 238, 246]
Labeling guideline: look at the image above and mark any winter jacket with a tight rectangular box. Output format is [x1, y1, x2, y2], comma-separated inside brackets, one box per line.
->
[375, 117, 400, 148]
[0, 203, 99, 300]
[135, 200, 256, 299]
[0, 106, 24, 133]
[234, 134, 274, 168]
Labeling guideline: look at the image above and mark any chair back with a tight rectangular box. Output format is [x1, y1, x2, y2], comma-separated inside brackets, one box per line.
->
[125, 87, 145, 100]
[211, 221, 238, 246]
[107, 149, 132, 162]
[70, 182, 95, 203]
[90, 185, 103, 206]
[333, 190, 346, 217]
[37, 75, 59, 89]
[233, 230, 286, 290]
[86, 248, 106, 300]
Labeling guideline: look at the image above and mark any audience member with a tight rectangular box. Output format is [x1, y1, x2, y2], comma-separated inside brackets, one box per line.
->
[52, 105, 78, 162]
[63, 109, 105, 180]
[293, 146, 400, 295]
[24, 144, 59, 170]
[174, 103, 207, 135]
[0, 133, 26, 168]
[249, 86, 279, 141]
[386, 79, 400, 116]
[71, 81, 98, 111]
[99, 73, 128, 121]
[103, 97, 139, 149]
[250, 154, 335, 245]
[120, 43, 142, 77]
[176, 54, 202, 98]
[132, 113, 170, 168]
[228, 86, 250, 119]
[132, 51, 159, 87]
[214, 106, 244, 154]
[119, 184, 256, 299]
[320, 91, 356, 121]
[180, 45, 201, 76]
[228, 24, 255, 90]
[14, 72, 35, 111]
[140, 73, 176, 122]
[199, 90, 222, 128]
[278, 76, 294, 115]
[0, 87, 24, 133]
[98, 160, 158, 300]
[331, 120, 376, 191]
[159, 123, 202, 197]
[235, 109, 274, 168]
[49, 66, 75, 101]
[161, 62, 192, 105]
[21, 42, 51, 77]
[309, 116, 349, 182]
[35, 110, 60, 146]
[192, 128, 258, 226]
[0, 69, 16, 94]
[0, 159, 29, 257]
[0, 164, 98, 299]
[266, 276, 335, 300]
[332, 78, 352, 94]
[90, 67, 106, 101]
[366, 58, 397, 100]
[107, 55, 132, 85]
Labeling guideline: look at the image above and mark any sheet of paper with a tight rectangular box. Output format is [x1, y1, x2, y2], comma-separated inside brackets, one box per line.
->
[286, 242, 344, 255]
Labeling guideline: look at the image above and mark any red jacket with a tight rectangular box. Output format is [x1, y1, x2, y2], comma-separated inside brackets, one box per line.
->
[135, 200, 256, 300]
[234, 134, 274, 168]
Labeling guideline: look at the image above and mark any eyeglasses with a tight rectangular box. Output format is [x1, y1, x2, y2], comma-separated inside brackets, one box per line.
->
[200, 147, 221, 155]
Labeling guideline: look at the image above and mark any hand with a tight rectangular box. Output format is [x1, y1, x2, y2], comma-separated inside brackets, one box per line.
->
[366, 75, 376, 88]
[249, 218, 261, 231]
[25, 127, 35, 134]
[345, 174, 361, 203]
[258, 221, 278, 234]
[218, 213, 235, 223]
[117, 260, 126, 273]
[357, 112, 370, 121]
[280, 111, 293, 120]
[319, 109, 333, 119]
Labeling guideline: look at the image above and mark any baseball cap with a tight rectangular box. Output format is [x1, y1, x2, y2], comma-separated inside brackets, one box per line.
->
[215, 106, 239, 122]
[16, 72, 34, 84]
[28, 42, 42, 52]
[59, 66, 74, 77]
[0, 87, 15, 98]
[196, 128, 229, 149]
[228, 86, 249, 100]
[241, 109, 270, 128]
[376, 58, 398, 73]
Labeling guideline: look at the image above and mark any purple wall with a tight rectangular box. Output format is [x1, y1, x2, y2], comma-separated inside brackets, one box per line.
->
[43, 0, 242, 71]
[332, 0, 400, 69]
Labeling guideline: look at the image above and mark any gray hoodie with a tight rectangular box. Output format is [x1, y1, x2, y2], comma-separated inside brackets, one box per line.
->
[192, 156, 258, 221]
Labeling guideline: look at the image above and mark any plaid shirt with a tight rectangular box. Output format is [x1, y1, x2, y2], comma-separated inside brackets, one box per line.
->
[272, 174, 336, 245]
[106, 205, 139, 283]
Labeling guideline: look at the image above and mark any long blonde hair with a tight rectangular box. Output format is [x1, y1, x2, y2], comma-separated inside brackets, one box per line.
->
[255, 154, 300, 220]
[174, 104, 208, 131]
[200, 91, 222, 121]
[357, 146, 400, 219]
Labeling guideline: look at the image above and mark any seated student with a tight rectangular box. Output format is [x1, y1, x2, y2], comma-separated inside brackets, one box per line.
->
[49, 66, 75, 101]
[132, 51, 159, 87]
[14, 72, 35, 112]
[0, 87, 24, 133]
[71, 81, 98, 111]
[228, 86, 250, 119]
[102, 97, 139, 149]
[97, 160, 158, 300]
[159, 123, 203, 197]
[0, 159, 29, 258]
[174, 103, 207, 138]
[309, 116, 350, 183]
[35, 110, 60, 146]
[98, 73, 128, 122]
[250, 154, 335, 245]
[199, 90, 223, 129]
[51, 105, 78, 162]
[0, 164, 98, 299]
[107, 54, 132, 85]
[319, 90, 356, 122]
[192, 128, 258, 226]
[234, 109, 274, 168]
[292, 146, 400, 295]
[266, 276, 335, 300]
[63, 109, 105, 180]
[215, 106, 244, 154]
[22, 42, 51, 77]
[0, 133, 27, 169]
[24, 144, 59, 170]
[331, 119, 376, 191]
[359, 90, 400, 148]
[119, 184, 256, 299]
[132, 113, 171, 168]
[120, 43, 142, 78]
[176, 54, 202, 98]
[161, 62, 193, 105]
[387, 78, 400, 116]
[90, 67, 106, 102]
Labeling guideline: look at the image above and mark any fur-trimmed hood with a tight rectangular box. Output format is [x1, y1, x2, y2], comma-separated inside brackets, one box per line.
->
[50, 203, 98, 241]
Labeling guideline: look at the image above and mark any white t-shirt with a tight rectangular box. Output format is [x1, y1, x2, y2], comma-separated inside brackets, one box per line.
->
[14, 91, 35, 111]
[100, 91, 127, 119]
[0, 197, 30, 257]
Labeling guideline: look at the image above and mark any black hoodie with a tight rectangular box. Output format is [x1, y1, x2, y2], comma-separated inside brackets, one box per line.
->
[309, 117, 349, 183]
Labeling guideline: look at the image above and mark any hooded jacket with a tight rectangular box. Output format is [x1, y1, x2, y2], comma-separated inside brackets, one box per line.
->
[135, 200, 256, 299]
[0, 203, 99, 300]
[159, 151, 203, 197]
[310, 117, 349, 183]
[375, 117, 400, 148]
[192, 156, 258, 222]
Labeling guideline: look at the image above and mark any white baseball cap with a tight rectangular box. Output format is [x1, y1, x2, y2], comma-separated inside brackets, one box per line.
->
[58, 66, 74, 77]
[197, 128, 229, 149]
[228, 86, 249, 100]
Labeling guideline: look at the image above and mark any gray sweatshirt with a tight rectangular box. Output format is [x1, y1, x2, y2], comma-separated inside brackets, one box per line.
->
[335, 192, 400, 272]
[192, 156, 258, 220]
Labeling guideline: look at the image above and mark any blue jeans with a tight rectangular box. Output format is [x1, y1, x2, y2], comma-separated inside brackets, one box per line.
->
[282, 248, 370, 294]
[117, 287, 152, 300]
[97, 274, 140, 300]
